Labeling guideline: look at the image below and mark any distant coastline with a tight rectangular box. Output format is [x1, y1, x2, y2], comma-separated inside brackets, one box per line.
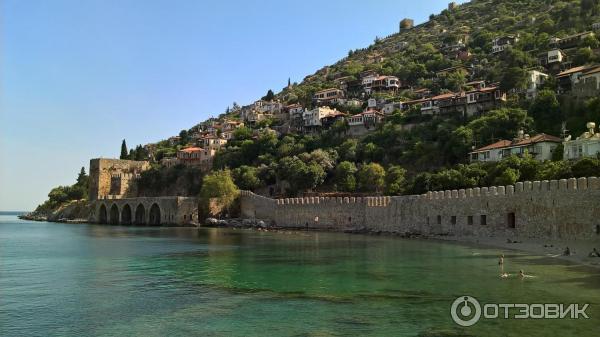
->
[0, 211, 29, 216]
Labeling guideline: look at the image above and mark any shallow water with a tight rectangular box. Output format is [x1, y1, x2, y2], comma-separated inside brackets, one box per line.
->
[1, 214, 599, 336]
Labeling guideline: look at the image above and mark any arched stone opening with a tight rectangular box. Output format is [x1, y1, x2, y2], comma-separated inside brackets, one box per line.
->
[98, 204, 107, 224]
[134, 204, 146, 225]
[149, 203, 161, 226]
[109, 204, 119, 225]
[121, 204, 132, 225]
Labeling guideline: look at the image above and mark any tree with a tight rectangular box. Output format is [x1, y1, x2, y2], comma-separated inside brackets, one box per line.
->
[334, 161, 357, 192]
[199, 170, 240, 214]
[357, 163, 386, 192]
[574, 47, 595, 65]
[179, 130, 190, 145]
[494, 167, 520, 186]
[571, 158, 600, 177]
[277, 156, 325, 195]
[232, 166, 262, 190]
[500, 66, 528, 92]
[263, 89, 275, 101]
[385, 165, 406, 195]
[76, 167, 88, 186]
[120, 139, 129, 159]
[551, 144, 564, 162]
[466, 108, 533, 145]
[529, 89, 562, 134]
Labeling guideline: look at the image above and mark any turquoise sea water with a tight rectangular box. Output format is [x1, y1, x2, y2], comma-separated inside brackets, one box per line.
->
[1, 214, 599, 337]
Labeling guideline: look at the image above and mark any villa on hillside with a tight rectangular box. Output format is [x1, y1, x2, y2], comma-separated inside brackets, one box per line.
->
[401, 85, 505, 117]
[550, 31, 595, 50]
[571, 65, 600, 100]
[557, 64, 600, 98]
[160, 147, 216, 172]
[313, 88, 345, 105]
[525, 70, 549, 99]
[347, 109, 384, 136]
[564, 122, 600, 160]
[302, 106, 339, 132]
[538, 49, 567, 73]
[492, 35, 519, 54]
[469, 132, 561, 163]
[370, 76, 401, 93]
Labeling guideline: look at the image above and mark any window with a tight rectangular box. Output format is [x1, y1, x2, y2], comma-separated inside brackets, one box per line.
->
[451, 216, 457, 225]
[596, 225, 600, 235]
[507, 212, 516, 229]
[437, 215, 442, 225]
[480, 215, 487, 226]
[467, 216, 473, 226]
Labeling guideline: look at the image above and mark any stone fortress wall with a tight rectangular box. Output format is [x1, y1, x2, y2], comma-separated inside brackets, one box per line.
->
[241, 177, 600, 240]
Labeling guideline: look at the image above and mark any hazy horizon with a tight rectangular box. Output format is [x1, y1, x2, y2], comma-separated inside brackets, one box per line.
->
[0, 0, 466, 211]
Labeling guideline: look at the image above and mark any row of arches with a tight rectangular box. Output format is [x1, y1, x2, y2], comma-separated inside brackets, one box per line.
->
[98, 203, 162, 226]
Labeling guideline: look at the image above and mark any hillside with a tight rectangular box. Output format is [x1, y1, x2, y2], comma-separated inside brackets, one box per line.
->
[32, 0, 600, 213]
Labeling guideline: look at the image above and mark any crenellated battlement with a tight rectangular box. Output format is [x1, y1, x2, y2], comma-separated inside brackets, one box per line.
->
[239, 178, 600, 240]
[419, 177, 599, 200]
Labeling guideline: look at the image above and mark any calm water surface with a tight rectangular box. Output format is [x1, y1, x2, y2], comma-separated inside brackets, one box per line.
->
[1, 214, 599, 337]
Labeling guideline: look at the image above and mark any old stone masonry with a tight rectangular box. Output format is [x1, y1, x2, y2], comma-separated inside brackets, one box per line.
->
[241, 177, 600, 240]
[88, 158, 199, 226]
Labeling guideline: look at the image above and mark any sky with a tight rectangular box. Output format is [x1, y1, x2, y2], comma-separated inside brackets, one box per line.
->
[0, 0, 466, 211]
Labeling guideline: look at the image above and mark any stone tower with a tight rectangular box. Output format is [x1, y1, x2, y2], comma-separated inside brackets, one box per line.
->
[88, 158, 151, 201]
[400, 18, 414, 32]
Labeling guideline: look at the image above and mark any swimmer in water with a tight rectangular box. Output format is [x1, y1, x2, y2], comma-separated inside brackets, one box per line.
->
[500, 272, 510, 278]
[498, 254, 504, 265]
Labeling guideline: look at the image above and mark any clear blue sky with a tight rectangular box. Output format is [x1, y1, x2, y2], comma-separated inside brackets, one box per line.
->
[0, 0, 465, 211]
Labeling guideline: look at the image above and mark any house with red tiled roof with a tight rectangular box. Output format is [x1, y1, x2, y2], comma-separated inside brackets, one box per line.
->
[370, 76, 401, 92]
[572, 65, 600, 99]
[557, 65, 588, 93]
[469, 132, 561, 163]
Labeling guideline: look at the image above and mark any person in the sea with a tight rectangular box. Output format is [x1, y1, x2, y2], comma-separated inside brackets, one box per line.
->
[500, 272, 510, 278]
[519, 270, 525, 279]
[563, 247, 571, 256]
[498, 254, 504, 265]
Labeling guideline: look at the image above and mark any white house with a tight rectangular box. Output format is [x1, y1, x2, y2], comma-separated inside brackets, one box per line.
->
[564, 122, 600, 160]
[303, 106, 338, 128]
[361, 73, 380, 94]
[526, 70, 549, 99]
[382, 102, 403, 114]
[470, 132, 561, 162]
[492, 35, 519, 54]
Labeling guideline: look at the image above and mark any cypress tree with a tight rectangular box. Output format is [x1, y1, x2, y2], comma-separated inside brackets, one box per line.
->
[120, 139, 129, 159]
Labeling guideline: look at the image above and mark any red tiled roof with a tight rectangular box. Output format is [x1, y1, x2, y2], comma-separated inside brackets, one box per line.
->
[557, 66, 588, 78]
[582, 65, 600, 76]
[315, 88, 342, 94]
[513, 133, 561, 146]
[180, 147, 203, 153]
[472, 140, 512, 152]
[431, 92, 458, 100]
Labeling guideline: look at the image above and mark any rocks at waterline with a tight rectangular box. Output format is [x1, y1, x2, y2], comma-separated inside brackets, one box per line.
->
[203, 218, 271, 229]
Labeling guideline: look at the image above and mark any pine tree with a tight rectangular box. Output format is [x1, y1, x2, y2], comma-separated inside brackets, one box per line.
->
[76, 167, 87, 185]
[120, 139, 129, 159]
